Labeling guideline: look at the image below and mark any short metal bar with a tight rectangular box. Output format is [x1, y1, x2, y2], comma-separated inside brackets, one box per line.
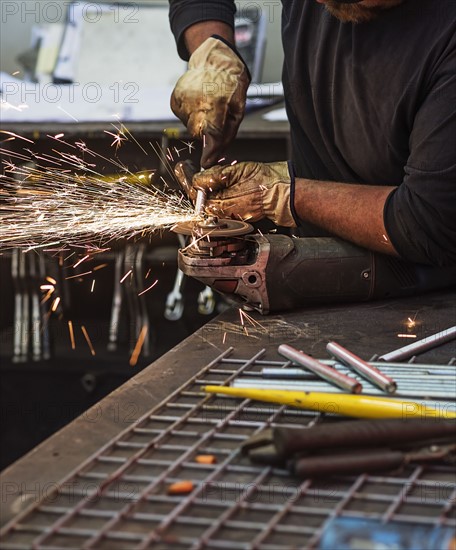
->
[194, 187, 206, 216]
[262, 368, 318, 380]
[327, 341, 397, 394]
[278, 344, 362, 393]
[379, 326, 456, 362]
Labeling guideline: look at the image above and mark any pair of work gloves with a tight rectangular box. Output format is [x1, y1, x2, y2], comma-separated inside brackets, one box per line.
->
[171, 36, 297, 228]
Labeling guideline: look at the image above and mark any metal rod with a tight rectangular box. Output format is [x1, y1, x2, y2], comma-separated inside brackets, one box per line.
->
[379, 326, 456, 362]
[327, 342, 397, 394]
[230, 379, 455, 400]
[262, 368, 318, 380]
[194, 188, 206, 215]
[278, 344, 362, 394]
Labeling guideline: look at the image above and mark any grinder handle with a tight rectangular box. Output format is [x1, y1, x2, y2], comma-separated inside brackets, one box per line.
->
[263, 236, 456, 313]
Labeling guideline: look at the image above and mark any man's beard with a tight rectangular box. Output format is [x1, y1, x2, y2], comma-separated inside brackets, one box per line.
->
[323, 0, 404, 23]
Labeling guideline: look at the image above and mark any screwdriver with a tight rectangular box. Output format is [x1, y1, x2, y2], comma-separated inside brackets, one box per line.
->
[203, 386, 456, 420]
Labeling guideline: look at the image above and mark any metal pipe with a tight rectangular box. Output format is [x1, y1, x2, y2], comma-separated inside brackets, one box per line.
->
[327, 342, 397, 394]
[379, 326, 456, 362]
[278, 344, 362, 394]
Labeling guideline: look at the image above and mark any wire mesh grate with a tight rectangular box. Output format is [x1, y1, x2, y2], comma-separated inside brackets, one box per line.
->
[1, 347, 455, 549]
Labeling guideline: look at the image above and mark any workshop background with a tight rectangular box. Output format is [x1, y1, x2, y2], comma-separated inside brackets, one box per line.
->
[0, 1, 284, 469]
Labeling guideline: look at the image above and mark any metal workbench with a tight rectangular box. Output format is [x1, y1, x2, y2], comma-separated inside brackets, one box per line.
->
[1, 289, 455, 548]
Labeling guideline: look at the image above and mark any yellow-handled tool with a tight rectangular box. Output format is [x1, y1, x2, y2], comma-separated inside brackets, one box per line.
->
[203, 386, 456, 420]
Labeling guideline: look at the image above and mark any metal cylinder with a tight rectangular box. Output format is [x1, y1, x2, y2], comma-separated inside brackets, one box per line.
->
[327, 341, 397, 394]
[278, 344, 362, 393]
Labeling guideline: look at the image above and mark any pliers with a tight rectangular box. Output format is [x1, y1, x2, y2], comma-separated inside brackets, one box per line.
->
[241, 419, 456, 477]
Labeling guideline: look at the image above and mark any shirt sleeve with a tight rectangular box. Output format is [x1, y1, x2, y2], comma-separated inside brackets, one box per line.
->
[169, 0, 236, 60]
[384, 41, 456, 267]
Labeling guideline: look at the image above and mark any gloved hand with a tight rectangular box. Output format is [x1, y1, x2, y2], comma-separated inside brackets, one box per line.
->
[171, 36, 251, 168]
[191, 161, 297, 227]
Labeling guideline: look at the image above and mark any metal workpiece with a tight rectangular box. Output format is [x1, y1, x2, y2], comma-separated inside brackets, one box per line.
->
[379, 325, 456, 362]
[278, 344, 362, 393]
[327, 341, 398, 394]
[194, 187, 207, 216]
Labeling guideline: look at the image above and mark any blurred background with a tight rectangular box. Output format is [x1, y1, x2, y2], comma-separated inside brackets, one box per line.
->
[0, 1, 285, 469]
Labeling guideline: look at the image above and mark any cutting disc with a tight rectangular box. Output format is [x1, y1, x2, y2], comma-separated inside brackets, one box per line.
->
[173, 218, 253, 237]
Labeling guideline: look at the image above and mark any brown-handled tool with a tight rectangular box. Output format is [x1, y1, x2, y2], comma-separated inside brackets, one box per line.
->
[241, 419, 456, 465]
[290, 443, 456, 478]
[272, 418, 456, 459]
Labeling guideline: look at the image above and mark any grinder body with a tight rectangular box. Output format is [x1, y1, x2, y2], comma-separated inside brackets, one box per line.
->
[178, 234, 456, 314]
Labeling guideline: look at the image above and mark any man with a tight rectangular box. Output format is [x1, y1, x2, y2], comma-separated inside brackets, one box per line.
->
[169, 0, 456, 267]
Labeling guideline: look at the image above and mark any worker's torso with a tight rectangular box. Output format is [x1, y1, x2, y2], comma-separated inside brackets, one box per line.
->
[281, 0, 455, 185]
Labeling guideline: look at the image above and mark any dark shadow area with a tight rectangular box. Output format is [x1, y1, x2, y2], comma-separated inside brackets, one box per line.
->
[0, 246, 220, 470]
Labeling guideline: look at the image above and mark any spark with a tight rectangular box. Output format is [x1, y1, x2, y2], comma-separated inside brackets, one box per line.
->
[57, 105, 79, 121]
[51, 296, 61, 312]
[81, 325, 96, 356]
[240, 309, 265, 329]
[0, 132, 195, 250]
[397, 333, 417, 339]
[0, 101, 29, 113]
[41, 289, 54, 304]
[222, 332, 227, 344]
[40, 284, 54, 291]
[238, 308, 266, 337]
[0, 131, 34, 144]
[55, 133, 65, 140]
[91, 279, 96, 293]
[46, 276, 57, 284]
[73, 255, 90, 268]
[230, 160, 238, 166]
[68, 320, 75, 349]
[129, 325, 148, 367]
[25, 242, 61, 252]
[0, 161, 195, 251]
[93, 263, 108, 271]
[65, 270, 92, 280]
[406, 315, 417, 330]
[12, 71, 20, 76]
[138, 279, 158, 296]
[120, 269, 132, 283]
[104, 129, 127, 151]
[182, 140, 195, 154]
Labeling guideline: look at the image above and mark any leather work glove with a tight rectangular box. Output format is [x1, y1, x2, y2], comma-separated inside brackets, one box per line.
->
[191, 161, 297, 227]
[171, 36, 251, 168]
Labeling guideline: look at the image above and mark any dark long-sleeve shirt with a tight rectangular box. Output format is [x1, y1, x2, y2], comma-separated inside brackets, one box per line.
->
[169, 0, 456, 266]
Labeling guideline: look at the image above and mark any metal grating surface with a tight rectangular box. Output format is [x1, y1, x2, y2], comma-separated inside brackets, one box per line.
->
[1, 347, 455, 550]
